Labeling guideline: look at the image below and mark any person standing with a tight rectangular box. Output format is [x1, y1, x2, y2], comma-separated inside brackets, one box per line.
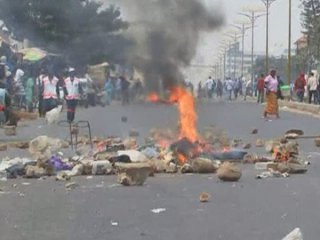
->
[294, 73, 306, 103]
[25, 71, 34, 112]
[216, 79, 223, 98]
[14, 68, 26, 109]
[41, 70, 60, 114]
[263, 70, 280, 119]
[105, 77, 114, 105]
[197, 81, 202, 99]
[307, 72, 318, 104]
[257, 74, 265, 103]
[234, 78, 241, 100]
[225, 77, 233, 101]
[120, 76, 130, 105]
[205, 76, 214, 99]
[64, 68, 82, 123]
[0, 80, 11, 124]
[37, 69, 46, 117]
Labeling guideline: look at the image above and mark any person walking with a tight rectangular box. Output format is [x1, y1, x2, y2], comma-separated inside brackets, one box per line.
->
[63, 68, 82, 123]
[37, 69, 46, 117]
[216, 79, 223, 98]
[257, 74, 265, 103]
[263, 70, 280, 119]
[205, 76, 214, 99]
[25, 71, 34, 112]
[105, 77, 114, 105]
[41, 70, 60, 114]
[14, 68, 26, 109]
[0, 80, 11, 124]
[294, 73, 306, 103]
[120, 76, 130, 105]
[307, 72, 318, 104]
[226, 77, 233, 101]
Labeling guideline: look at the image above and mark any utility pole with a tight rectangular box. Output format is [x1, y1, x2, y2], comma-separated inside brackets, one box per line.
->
[231, 23, 251, 78]
[288, 0, 292, 99]
[261, 0, 277, 74]
[239, 9, 265, 88]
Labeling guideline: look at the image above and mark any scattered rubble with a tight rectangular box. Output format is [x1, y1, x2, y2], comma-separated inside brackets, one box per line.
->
[255, 139, 265, 147]
[217, 162, 242, 182]
[199, 192, 211, 202]
[282, 228, 303, 240]
[251, 128, 258, 134]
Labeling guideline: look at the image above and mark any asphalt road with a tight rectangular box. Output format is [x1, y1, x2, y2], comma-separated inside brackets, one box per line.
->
[1, 101, 320, 240]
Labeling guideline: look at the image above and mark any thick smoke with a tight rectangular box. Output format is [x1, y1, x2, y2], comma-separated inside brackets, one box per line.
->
[126, 0, 224, 92]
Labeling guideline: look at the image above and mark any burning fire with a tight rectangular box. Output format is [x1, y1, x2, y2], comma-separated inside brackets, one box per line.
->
[147, 86, 199, 165]
[177, 153, 187, 165]
[169, 87, 198, 142]
[147, 92, 160, 102]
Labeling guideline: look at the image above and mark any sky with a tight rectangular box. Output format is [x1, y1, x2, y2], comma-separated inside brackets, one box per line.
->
[212, 0, 302, 55]
[105, 0, 303, 79]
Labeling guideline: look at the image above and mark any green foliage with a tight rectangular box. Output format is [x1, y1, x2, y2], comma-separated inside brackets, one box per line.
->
[0, 0, 130, 66]
[301, 0, 320, 60]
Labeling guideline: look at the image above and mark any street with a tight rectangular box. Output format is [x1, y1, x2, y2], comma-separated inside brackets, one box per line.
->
[1, 101, 320, 240]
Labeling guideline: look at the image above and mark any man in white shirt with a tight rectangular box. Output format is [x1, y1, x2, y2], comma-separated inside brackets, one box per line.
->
[307, 72, 319, 104]
[205, 76, 214, 99]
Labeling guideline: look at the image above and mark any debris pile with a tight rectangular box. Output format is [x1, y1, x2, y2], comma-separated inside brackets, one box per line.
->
[0, 127, 311, 185]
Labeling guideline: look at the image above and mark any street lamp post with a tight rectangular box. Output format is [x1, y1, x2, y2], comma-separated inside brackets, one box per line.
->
[288, 0, 292, 99]
[261, 0, 277, 74]
[239, 9, 265, 88]
[224, 31, 240, 80]
[231, 23, 251, 78]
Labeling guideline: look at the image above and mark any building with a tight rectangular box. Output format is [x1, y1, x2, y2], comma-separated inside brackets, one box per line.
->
[224, 42, 264, 79]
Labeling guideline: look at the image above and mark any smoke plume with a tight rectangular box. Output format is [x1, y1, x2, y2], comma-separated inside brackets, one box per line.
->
[126, 0, 224, 92]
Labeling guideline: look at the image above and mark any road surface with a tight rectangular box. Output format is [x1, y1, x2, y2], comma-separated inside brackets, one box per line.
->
[0, 101, 319, 240]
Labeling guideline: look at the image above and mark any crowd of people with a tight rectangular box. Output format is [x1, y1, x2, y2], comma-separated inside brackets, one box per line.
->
[293, 71, 320, 105]
[0, 54, 145, 125]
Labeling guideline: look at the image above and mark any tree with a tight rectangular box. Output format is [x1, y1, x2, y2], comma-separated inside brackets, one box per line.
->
[301, 0, 320, 61]
[0, 0, 130, 67]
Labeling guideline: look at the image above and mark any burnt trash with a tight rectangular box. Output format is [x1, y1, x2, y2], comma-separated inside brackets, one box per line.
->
[170, 137, 197, 159]
[211, 149, 247, 161]
[121, 116, 128, 123]
[251, 128, 258, 134]
[109, 155, 132, 165]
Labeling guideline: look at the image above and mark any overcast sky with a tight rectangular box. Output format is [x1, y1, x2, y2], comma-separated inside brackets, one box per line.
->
[216, 0, 302, 55]
[106, 0, 302, 78]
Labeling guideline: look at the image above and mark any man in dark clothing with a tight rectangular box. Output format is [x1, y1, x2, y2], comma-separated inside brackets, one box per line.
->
[120, 76, 130, 105]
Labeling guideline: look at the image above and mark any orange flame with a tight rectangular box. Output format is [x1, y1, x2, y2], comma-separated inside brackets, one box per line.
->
[177, 153, 187, 165]
[147, 92, 159, 102]
[169, 87, 198, 142]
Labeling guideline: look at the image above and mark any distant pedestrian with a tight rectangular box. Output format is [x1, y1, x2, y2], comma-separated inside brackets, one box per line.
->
[257, 74, 265, 103]
[216, 79, 223, 98]
[25, 72, 34, 112]
[41, 70, 59, 114]
[226, 78, 233, 101]
[234, 78, 241, 99]
[244, 79, 252, 101]
[120, 76, 130, 105]
[205, 76, 214, 99]
[307, 72, 318, 104]
[263, 70, 280, 119]
[63, 68, 82, 123]
[294, 73, 306, 102]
